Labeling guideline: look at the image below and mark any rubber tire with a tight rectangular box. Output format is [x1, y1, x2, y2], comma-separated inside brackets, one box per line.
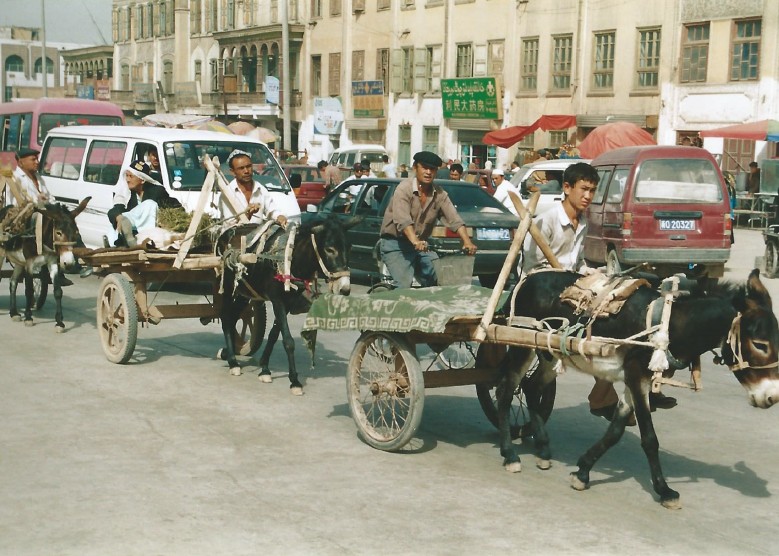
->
[765, 239, 779, 278]
[347, 331, 424, 451]
[97, 273, 138, 364]
[475, 345, 556, 440]
[367, 282, 394, 294]
[234, 300, 267, 356]
[605, 248, 622, 276]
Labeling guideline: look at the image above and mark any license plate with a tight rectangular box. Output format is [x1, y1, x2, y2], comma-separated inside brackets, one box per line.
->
[476, 228, 510, 241]
[659, 219, 695, 231]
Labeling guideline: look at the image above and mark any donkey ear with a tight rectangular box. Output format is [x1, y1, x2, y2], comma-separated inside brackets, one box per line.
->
[343, 216, 364, 230]
[746, 268, 773, 309]
[71, 196, 91, 219]
[311, 224, 325, 235]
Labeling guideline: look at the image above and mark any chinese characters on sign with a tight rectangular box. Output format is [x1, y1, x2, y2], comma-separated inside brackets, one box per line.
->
[352, 80, 385, 118]
[440, 77, 499, 120]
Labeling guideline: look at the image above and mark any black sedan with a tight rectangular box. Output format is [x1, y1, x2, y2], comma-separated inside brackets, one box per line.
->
[303, 178, 520, 286]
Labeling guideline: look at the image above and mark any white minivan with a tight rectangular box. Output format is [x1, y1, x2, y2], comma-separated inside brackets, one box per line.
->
[39, 126, 300, 248]
[328, 144, 388, 174]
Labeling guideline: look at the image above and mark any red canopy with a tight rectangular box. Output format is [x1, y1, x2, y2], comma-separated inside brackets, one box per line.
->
[482, 115, 577, 148]
[698, 119, 779, 141]
[578, 121, 655, 159]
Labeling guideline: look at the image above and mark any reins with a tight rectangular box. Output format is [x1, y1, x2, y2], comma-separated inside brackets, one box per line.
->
[723, 312, 779, 372]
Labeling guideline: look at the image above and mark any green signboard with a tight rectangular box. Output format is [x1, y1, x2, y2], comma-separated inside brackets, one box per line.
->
[441, 77, 499, 120]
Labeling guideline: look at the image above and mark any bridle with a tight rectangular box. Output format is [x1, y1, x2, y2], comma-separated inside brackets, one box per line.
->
[721, 312, 779, 372]
[310, 231, 350, 283]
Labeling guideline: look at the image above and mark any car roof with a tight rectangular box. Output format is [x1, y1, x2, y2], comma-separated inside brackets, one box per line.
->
[332, 144, 387, 152]
[591, 145, 715, 165]
[44, 125, 268, 145]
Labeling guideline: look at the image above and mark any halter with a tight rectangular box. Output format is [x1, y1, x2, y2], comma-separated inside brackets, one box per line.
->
[724, 312, 779, 372]
[309, 232, 350, 282]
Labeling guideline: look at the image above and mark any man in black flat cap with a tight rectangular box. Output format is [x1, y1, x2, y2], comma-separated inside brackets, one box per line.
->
[379, 150, 477, 288]
[11, 148, 50, 206]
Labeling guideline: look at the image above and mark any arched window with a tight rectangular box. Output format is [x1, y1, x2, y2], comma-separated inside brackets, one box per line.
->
[5, 55, 24, 72]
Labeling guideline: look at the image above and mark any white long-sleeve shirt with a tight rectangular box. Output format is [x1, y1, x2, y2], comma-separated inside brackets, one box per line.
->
[11, 166, 51, 205]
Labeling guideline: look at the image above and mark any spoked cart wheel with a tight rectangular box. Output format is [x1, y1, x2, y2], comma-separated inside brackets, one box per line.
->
[474, 344, 556, 440]
[234, 300, 267, 356]
[97, 273, 139, 364]
[347, 331, 424, 451]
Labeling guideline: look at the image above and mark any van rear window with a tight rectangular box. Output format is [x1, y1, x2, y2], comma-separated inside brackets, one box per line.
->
[634, 159, 723, 203]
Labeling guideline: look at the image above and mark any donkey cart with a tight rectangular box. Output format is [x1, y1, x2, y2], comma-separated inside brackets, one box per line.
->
[74, 155, 266, 364]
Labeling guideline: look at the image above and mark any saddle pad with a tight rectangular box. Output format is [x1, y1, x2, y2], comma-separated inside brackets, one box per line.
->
[560, 272, 650, 319]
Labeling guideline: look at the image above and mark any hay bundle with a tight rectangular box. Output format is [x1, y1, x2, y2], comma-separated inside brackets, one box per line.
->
[156, 207, 216, 247]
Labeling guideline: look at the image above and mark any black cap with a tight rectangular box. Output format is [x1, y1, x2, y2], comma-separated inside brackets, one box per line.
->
[352, 162, 362, 171]
[16, 147, 40, 160]
[412, 151, 443, 168]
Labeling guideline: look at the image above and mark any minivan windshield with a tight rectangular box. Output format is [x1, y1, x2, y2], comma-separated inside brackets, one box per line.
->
[634, 159, 723, 203]
[163, 140, 289, 193]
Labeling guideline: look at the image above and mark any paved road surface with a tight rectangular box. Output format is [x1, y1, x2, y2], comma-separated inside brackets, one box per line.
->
[0, 229, 778, 555]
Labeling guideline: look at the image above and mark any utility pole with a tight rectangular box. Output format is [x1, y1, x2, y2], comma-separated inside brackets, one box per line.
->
[41, 0, 48, 97]
[281, 0, 291, 152]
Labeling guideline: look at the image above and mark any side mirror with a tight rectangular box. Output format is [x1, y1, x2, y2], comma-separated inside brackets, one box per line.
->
[306, 204, 318, 213]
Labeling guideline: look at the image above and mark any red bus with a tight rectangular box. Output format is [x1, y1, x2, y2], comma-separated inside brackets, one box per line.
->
[0, 98, 124, 167]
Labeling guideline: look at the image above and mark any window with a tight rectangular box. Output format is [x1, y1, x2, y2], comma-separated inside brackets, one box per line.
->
[40, 137, 87, 181]
[520, 38, 538, 91]
[245, 0, 257, 25]
[223, 0, 235, 29]
[136, 4, 144, 39]
[85, 141, 127, 185]
[423, 126, 438, 153]
[456, 43, 473, 77]
[592, 31, 615, 89]
[352, 50, 365, 81]
[398, 125, 411, 168]
[125, 7, 133, 40]
[549, 130, 568, 149]
[210, 58, 219, 92]
[376, 48, 389, 95]
[121, 64, 130, 90]
[311, 55, 321, 96]
[163, 60, 173, 94]
[552, 34, 573, 91]
[637, 28, 661, 88]
[159, 2, 167, 36]
[191, 0, 202, 34]
[680, 23, 709, 83]
[401, 47, 413, 93]
[194, 60, 202, 86]
[488, 40, 504, 76]
[731, 19, 761, 81]
[378, 0, 390, 9]
[112, 9, 119, 42]
[311, 0, 322, 17]
[34, 57, 54, 75]
[329, 53, 341, 95]
[424, 45, 442, 92]
[330, 0, 342, 16]
[147, 3, 155, 37]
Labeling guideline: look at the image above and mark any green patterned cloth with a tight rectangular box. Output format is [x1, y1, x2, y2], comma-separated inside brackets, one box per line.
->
[303, 284, 507, 334]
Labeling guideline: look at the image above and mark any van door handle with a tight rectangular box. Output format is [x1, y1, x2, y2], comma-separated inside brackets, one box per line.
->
[603, 223, 621, 229]
[55, 196, 80, 205]
[670, 235, 686, 240]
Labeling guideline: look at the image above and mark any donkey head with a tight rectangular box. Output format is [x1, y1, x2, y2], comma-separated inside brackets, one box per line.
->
[37, 197, 90, 269]
[723, 269, 779, 408]
[308, 216, 361, 295]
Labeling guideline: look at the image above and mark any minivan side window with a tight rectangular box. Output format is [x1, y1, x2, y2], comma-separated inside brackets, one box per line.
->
[41, 137, 87, 180]
[635, 159, 722, 203]
[606, 168, 630, 203]
[85, 140, 127, 185]
[592, 168, 613, 204]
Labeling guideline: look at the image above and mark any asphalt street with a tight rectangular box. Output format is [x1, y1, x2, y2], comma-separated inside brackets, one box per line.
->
[1, 228, 778, 555]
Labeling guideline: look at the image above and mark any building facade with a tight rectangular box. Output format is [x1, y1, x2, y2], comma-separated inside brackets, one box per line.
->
[108, 0, 779, 170]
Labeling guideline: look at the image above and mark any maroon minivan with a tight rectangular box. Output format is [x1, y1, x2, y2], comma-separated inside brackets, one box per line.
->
[584, 145, 732, 279]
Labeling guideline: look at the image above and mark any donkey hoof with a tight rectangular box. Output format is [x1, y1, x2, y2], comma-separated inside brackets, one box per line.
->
[290, 386, 304, 396]
[661, 497, 682, 510]
[229, 366, 242, 376]
[216, 348, 225, 360]
[24, 319, 34, 327]
[55, 325, 65, 334]
[570, 473, 588, 491]
[258, 373, 272, 383]
[11, 315, 21, 322]
[536, 458, 552, 470]
[504, 461, 522, 473]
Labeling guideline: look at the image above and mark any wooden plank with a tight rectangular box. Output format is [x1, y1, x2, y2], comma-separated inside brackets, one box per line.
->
[422, 367, 499, 389]
[143, 303, 218, 320]
[174, 166, 216, 269]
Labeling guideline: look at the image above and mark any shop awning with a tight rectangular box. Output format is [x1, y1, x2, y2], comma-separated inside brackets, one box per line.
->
[482, 115, 577, 148]
[698, 119, 779, 142]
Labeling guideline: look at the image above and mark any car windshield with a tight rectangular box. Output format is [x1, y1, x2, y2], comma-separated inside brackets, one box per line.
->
[634, 159, 723, 203]
[438, 181, 509, 213]
[162, 140, 289, 193]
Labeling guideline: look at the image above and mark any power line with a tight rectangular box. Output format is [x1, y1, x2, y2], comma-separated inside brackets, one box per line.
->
[81, 0, 108, 45]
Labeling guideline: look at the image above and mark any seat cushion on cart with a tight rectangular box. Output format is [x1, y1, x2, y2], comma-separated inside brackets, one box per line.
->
[303, 284, 508, 335]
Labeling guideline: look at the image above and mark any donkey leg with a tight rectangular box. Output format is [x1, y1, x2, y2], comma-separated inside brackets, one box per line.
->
[51, 265, 65, 332]
[256, 319, 280, 383]
[269, 300, 302, 395]
[631, 380, 680, 509]
[22, 272, 34, 326]
[570, 396, 633, 491]
[525, 358, 558, 470]
[499, 347, 535, 473]
[219, 293, 246, 376]
[9, 267, 22, 321]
